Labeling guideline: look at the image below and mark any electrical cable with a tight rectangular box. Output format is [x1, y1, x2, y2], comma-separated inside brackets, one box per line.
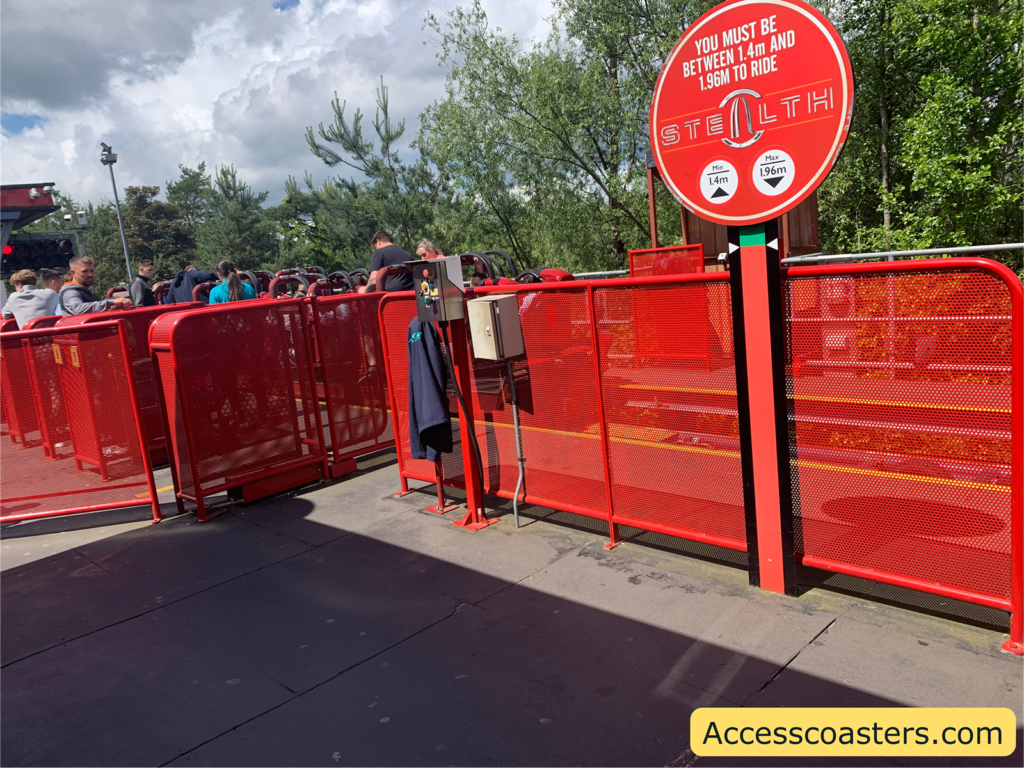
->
[506, 358, 526, 528]
[438, 321, 487, 517]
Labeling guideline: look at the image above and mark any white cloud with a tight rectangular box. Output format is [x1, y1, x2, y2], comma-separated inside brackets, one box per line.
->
[0, 0, 555, 206]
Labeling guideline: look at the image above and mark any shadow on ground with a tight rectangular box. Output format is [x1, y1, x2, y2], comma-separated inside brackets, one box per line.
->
[1, 469, 1020, 768]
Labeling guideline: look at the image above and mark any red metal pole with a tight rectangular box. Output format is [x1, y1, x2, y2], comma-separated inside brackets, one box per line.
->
[588, 284, 619, 548]
[609, 512, 747, 553]
[117, 321, 162, 523]
[148, 347, 186, 516]
[299, 301, 330, 481]
[2, 481, 148, 503]
[310, 297, 341, 466]
[800, 554, 1013, 612]
[378, 294, 414, 496]
[732, 223, 795, 595]
[168, 318, 206, 521]
[425, 458, 458, 514]
[0, 497, 166, 524]
[449, 317, 497, 531]
[1004, 265, 1023, 654]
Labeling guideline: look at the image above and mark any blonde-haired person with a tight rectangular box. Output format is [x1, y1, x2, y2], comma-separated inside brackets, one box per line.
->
[416, 240, 444, 259]
[2, 269, 58, 327]
[208, 259, 256, 303]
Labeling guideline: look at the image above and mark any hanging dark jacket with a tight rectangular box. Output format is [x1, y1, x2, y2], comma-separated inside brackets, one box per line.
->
[166, 268, 215, 304]
[407, 318, 452, 462]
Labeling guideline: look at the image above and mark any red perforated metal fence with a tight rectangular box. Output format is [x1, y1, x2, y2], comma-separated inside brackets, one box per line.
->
[0, 321, 160, 523]
[379, 273, 747, 551]
[628, 244, 704, 278]
[57, 304, 203, 465]
[594, 278, 746, 549]
[379, 295, 466, 492]
[3, 255, 1017, 652]
[784, 259, 1022, 629]
[149, 299, 327, 521]
[380, 264, 1021, 649]
[466, 284, 609, 520]
[309, 294, 395, 467]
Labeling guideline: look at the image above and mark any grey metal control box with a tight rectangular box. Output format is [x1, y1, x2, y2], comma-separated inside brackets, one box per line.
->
[467, 294, 524, 361]
[406, 256, 465, 322]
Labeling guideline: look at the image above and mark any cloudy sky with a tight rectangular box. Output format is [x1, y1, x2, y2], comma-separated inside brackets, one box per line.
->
[0, 0, 554, 206]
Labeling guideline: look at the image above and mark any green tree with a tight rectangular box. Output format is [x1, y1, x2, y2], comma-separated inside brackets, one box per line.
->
[197, 166, 278, 271]
[122, 185, 195, 281]
[818, 0, 1023, 271]
[275, 173, 380, 271]
[81, 202, 132, 293]
[898, 0, 1022, 259]
[304, 78, 444, 252]
[419, 0, 708, 271]
[166, 162, 211, 233]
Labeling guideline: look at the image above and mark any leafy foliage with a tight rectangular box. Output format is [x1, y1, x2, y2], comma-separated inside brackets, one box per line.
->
[303, 79, 444, 252]
[14, 0, 1020, 291]
[166, 162, 211, 232]
[818, 0, 1023, 271]
[196, 166, 278, 272]
[122, 185, 195, 280]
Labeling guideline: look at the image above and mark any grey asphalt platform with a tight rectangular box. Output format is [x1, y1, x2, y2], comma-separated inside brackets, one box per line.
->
[2, 452, 1021, 767]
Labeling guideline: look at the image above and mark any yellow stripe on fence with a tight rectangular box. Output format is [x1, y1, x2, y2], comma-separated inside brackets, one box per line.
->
[469, 420, 1009, 493]
[616, 384, 1010, 413]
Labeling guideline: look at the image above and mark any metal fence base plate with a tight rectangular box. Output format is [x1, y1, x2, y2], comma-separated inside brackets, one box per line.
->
[329, 458, 358, 479]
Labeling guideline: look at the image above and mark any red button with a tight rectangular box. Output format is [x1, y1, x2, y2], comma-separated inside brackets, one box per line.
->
[422, 268, 429, 277]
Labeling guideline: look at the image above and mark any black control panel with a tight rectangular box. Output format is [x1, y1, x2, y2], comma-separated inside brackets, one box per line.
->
[406, 256, 464, 322]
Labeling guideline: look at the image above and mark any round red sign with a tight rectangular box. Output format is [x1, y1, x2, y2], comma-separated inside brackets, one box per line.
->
[649, 0, 854, 226]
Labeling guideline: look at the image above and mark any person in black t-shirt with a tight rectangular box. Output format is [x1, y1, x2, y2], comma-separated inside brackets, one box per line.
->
[365, 230, 414, 293]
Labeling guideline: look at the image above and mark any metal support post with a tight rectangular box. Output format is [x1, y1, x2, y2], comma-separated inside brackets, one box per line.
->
[106, 163, 132, 283]
[728, 221, 797, 595]
[448, 318, 498, 531]
[425, 457, 459, 514]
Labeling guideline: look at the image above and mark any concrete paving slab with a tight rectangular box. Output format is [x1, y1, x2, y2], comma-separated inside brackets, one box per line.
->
[728, 615, 1023, 767]
[2, 457, 1019, 767]
[355, 502, 588, 591]
[478, 539, 846, 705]
[1, 512, 154, 570]
[837, 597, 1016, 658]
[0, 608, 293, 767]
[1, 513, 312, 665]
[169, 696, 403, 767]
[746, 614, 1023, 713]
[164, 533, 481, 693]
[232, 470, 425, 547]
[303, 603, 726, 767]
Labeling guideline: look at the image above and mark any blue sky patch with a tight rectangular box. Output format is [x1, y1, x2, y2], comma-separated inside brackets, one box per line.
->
[273, 0, 299, 10]
[1, 113, 45, 134]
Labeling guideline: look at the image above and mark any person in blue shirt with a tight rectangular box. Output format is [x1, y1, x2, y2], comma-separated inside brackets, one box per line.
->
[208, 259, 256, 304]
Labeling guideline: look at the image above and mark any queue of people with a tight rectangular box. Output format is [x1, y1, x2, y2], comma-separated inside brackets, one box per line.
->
[3, 228, 441, 329]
